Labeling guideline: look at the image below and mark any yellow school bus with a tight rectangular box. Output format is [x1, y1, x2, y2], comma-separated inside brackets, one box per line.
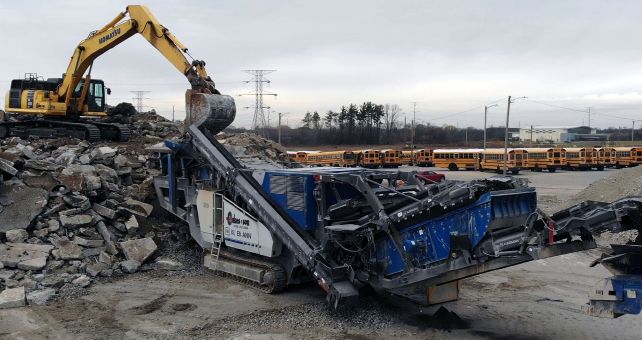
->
[414, 149, 434, 167]
[356, 149, 381, 168]
[523, 147, 563, 172]
[480, 148, 527, 174]
[287, 151, 309, 164]
[564, 147, 599, 170]
[614, 147, 637, 168]
[380, 149, 402, 168]
[305, 151, 357, 167]
[597, 147, 616, 168]
[433, 149, 482, 171]
[401, 150, 415, 165]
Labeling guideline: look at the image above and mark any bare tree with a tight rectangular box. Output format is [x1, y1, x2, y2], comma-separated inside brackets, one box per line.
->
[383, 104, 402, 142]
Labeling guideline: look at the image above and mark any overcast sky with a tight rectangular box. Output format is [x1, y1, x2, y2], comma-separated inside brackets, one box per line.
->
[2, 0, 642, 129]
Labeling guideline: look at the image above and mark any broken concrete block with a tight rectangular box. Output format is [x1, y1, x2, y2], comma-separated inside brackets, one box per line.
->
[5, 229, 29, 243]
[92, 203, 116, 219]
[0, 185, 47, 232]
[125, 215, 139, 234]
[63, 195, 90, 209]
[121, 199, 153, 218]
[72, 275, 91, 288]
[16, 257, 47, 271]
[120, 260, 141, 273]
[119, 238, 157, 263]
[24, 159, 60, 171]
[154, 257, 183, 271]
[0, 243, 54, 267]
[59, 214, 93, 229]
[47, 219, 60, 232]
[86, 262, 110, 277]
[93, 146, 118, 159]
[94, 164, 119, 183]
[40, 275, 65, 289]
[26, 288, 56, 306]
[52, 240, 84, 260]
[0, 158, 18, 176]
[32, 228, 49, 238]
[98, 251, 112, 265]
[73, 236, 104, 248]
[0, 286, 25, 309]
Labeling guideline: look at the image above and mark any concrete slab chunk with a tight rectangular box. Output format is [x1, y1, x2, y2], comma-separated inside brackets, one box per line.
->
[26, 288, 56, 305]
[17, 257, 47, 271]
[0, 185, 47, 232]
[0, 287, 25, 309]
[119, 238, 157, 263]
[0, 243, 54, 268]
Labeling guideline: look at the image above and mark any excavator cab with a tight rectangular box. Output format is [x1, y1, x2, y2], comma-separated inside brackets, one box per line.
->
[72, 79, 107, 113]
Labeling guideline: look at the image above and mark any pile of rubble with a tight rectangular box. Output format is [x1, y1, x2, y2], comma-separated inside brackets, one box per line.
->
[0, 137, 185, 309]
[130, 111, 182, 140]
[217, 132, 291, 169]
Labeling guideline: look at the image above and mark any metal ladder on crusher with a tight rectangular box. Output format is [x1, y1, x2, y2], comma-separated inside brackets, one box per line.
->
[210, 232, 223, 271]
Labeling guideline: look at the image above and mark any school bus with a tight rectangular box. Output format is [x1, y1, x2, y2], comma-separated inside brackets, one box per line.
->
[380, 149, 402, 168]
[287, 151, 309, 164]
[414, 149, 434, 167]
[401, 150, 415, 165]
[597, 147, 616, 168]
[614, 147, 638, 168]
[480, 148, 527, 174]
[564, 147, 600, 170]
[523, 147, 563, 172]
[356, 149, 381, 168]
[305, 151, 357, 167]
[433, 149, 482, 171]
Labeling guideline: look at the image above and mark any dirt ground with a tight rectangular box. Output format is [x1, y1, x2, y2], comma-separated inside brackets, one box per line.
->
[2, 167, 641, 340]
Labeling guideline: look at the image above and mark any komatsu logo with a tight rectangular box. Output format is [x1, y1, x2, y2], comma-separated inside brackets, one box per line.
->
[226, 212, 249, 226]
[99, 28, 120, 44]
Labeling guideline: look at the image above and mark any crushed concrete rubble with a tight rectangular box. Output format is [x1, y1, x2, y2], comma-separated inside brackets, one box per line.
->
[0, 111, 292, 308]
[216, 132, 291, 169]
[0, 111, 197, 308]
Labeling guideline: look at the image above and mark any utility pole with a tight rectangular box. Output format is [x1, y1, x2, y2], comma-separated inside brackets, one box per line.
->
[172, 105, 175, 122]
[411, 101, 417, 148]
[587, 107, 592, 129]
[130, 91, 150, 112]
[484, 104, 498, 151]
[277, 112, 288, 145]
[465, 127, 468, 146]
[503, 96, 526, 175]
[503, 96, 511, 176]
[239, 70, 277, 134]
[633, 120, 636, 142]
[530, 125, 533, 145]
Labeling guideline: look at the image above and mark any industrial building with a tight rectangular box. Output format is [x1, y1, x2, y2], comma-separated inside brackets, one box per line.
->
[518, 126, 607, 143]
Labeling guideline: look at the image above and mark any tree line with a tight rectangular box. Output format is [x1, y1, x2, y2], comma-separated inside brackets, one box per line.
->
[223, 100, 642, 147]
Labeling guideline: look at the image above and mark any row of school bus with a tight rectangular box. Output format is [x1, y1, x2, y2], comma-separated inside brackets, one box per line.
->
[288, 146, 642, 173]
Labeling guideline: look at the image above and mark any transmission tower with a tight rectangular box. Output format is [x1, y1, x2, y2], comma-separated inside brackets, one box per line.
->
[239, 70, 277, 131]
[131, 91, 151, 112]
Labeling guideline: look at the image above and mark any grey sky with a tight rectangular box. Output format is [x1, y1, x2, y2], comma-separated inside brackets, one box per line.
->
[2, 0, 642, 129]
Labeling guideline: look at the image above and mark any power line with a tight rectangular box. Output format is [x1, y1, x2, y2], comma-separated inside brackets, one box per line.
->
[130, 91, 151, 112]
[429, 98, 505, 122]
[239, 70, 277, 132]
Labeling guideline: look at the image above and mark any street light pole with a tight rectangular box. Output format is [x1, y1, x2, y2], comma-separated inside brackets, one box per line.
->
[411, 101, 417, 148]
[484, 104, 498, 151]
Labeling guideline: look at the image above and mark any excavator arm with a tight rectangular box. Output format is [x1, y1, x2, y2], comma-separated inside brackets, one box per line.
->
[57, 5, 219, 113]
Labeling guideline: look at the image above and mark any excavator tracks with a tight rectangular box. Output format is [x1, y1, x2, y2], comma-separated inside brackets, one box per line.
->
[0, 119, 130, 142]
[206, 249, 287, 294]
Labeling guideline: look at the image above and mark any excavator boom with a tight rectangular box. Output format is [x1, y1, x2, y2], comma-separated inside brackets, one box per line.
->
[2, 4, 229, 142]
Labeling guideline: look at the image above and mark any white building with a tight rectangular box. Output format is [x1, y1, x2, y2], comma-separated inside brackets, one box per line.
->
[518, 126, 604, 143]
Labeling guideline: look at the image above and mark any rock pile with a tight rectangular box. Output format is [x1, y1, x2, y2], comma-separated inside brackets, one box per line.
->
[0, 136, 183, 308]
[217, 132, 291, 169]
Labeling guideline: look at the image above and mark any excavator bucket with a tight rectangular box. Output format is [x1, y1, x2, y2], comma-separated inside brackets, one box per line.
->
[185, 90, 236, 135]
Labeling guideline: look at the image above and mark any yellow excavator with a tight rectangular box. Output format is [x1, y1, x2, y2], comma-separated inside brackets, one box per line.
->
[2, 5, 231, 142]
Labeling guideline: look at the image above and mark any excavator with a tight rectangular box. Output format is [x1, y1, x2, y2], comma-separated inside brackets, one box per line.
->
[2, 5, 228, 142]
